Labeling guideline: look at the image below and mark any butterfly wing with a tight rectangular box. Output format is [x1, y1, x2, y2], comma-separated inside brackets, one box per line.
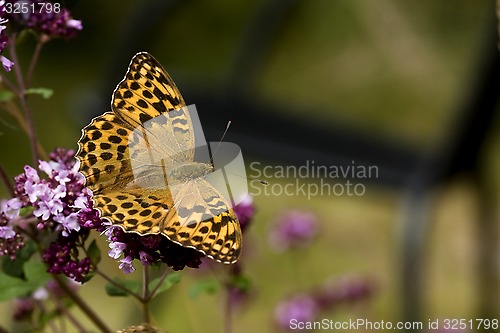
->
[77, 52, 193, 193]
[166, 178, 242, 263]
[112, 52, 194, 167]
[77, 112, 135, 194]
[92, 179, 241, 264]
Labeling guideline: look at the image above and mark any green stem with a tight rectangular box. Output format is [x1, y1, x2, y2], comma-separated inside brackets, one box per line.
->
[142, 266, 151, 324]
[8, 33, 40, 164]
[37, 300, 61, 333]
[52, 294, 88, 333]
[224, 285, 233, 333]
[0, 164, 14, 196]
[146, 266, 170, 301]
[94, 268, 142, 301]
[0, 70, 18, 93]
[26, 35, 48, 88]
[52, 274, 112, 333]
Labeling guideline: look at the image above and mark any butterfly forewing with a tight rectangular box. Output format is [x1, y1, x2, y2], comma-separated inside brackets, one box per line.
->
[76, 52, 242, 264]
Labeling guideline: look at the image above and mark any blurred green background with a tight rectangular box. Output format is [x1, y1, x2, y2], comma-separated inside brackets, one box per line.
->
[1, 0, 499, 332]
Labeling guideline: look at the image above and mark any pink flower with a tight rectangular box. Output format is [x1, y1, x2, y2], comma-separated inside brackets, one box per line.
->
[269, 211, 319, 252]
[119, 256, 136, 274]
[275, 294, 318, 330]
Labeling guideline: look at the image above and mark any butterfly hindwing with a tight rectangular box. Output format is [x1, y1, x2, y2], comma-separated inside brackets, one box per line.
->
[94, 183, 241, 263]
[167, 178, 242, 262]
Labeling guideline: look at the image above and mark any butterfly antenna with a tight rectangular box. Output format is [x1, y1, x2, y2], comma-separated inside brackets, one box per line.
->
[210, 121, 231, 164]
[226, 171, 269, 186]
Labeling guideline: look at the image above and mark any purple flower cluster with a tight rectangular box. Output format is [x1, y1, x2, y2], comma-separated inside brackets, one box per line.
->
[314, 275, 377, 308]
[12, 297, 35, 321]
[0, 148, 104, 282]
[5, 0, 82, 39]
[9, 148, 94, 236]
[42, 236, 92, 282]
[105, 227, 203, 273]
[274, 275, 376, 331]
[275, 294, 318, 329]
[0, 0, 14, 71]
[269, 210, 319, 252]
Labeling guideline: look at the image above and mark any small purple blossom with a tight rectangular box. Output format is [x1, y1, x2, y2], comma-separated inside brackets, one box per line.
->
[118, 255, 135, 274]
[315, 275, 376, 308]
[269, 211, 319, 252]
[0, 200, 24, 258]
[233, 195, 255, 231]
[1, 55, 13, 70]
[32, 287, 49, 300]
[5, 0, 82, 39]
[274, 274, 376, 331]
[12, 297, 35, 321]
[108, 240, 127, 259]
[139, 250, 153, 266]
[42, 237, 91, 283]
[0, 0, 13, 71]
[275, 294, 319, 330]
[0, 225, 15, 238]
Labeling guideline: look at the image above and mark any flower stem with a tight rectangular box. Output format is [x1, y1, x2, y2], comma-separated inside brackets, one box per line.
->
[52, 274, 112, 333]
[26, 35, 47, 88]
[0, 97, 46, 158]
[0, 164, 14, 196]
[224, 285, 233, 333]
[146, 266, 170, 301]
[52, 294, 88, 333]
[0, 69, 17, 93]
[37, 300, 61, 333]
[94, 268, 142, 302]
[142, 266, 151, 324]
[8, 33, 40, 164]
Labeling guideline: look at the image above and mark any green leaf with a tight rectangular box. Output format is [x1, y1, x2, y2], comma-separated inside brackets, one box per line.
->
[24, 87, 53, 99]
[87, 240, 101, 266]
[0, 261, 51, 301]
[2, 256, 26, 280]
[189, 278, 220, 299]
[81, 272, 95, 284]
[229, 274, 252, 292]
[105, 278, 141, 297]
[1, 241, 37, 279]
[0, 272, 33, 301]
[24, 261, 52, 285]
[148, 272, 181, 297]
[0, 90, 15, 102]
[19, 205, 35, 216]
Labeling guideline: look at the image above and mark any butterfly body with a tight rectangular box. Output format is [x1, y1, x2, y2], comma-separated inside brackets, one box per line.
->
[76, 52, 241, 264]
[167, 162, 214, 184]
